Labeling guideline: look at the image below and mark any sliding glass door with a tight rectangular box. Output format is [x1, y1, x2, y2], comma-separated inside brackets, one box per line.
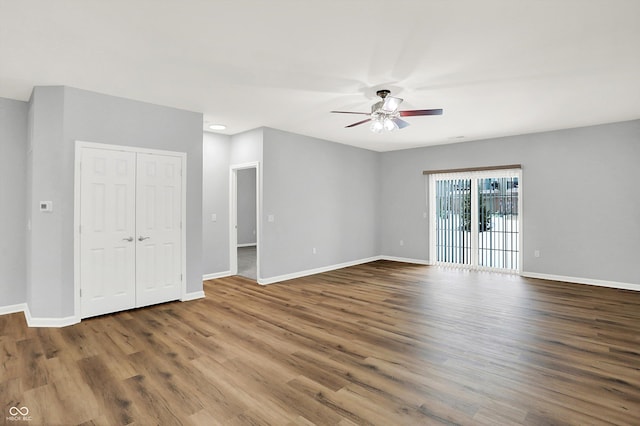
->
[430, 169, 521, 272]
[435, 178, 472, 266]
[477, 176, 519, 270]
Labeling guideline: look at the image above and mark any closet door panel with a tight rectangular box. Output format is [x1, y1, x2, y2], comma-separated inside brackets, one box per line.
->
[80, 148, 137, 318]
[135, 153, 182, 307]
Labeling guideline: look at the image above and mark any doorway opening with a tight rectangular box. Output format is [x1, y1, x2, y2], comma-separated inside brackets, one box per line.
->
[229, 162, 260, 281]
[429, 168, 521, 272]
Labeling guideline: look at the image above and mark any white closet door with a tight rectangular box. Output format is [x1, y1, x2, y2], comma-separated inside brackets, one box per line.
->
[135, 153, 183, 307]
[80, 148, 137, 318]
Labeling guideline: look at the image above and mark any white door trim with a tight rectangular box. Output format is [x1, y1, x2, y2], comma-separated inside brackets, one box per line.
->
[229, 162, 261, 281]
[74, 141, 187, 322]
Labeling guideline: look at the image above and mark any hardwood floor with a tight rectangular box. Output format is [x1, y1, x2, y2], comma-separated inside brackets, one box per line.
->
[1, 261, 640, 425]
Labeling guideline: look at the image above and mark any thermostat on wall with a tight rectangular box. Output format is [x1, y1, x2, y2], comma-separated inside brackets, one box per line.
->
[39, 201, 53, 212]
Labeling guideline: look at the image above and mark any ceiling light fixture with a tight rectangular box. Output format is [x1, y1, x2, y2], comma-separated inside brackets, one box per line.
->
[370, 119, 384, 133]
[383, 117, 398, 132]
[332, 89, 442, 133]
[370, 112, 399, 133]
[208, 124, 226, 131]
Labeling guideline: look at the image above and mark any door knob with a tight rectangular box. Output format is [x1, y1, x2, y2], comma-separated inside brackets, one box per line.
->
[138, 236, 150, 241]
[122, 237, 134, 242]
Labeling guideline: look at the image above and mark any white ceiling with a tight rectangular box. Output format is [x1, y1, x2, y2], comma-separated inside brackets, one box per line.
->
[1, 0, 639, 152]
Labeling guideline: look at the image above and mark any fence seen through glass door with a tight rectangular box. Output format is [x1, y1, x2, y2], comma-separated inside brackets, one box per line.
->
[433, 172, 520, 272]
[435, 179, 472, 265]
[477, 177, 519, 270]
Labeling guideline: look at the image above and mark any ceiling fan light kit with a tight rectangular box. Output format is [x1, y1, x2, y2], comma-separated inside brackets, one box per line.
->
[331, 89, 443, 133]
[370, 112, 401, 133]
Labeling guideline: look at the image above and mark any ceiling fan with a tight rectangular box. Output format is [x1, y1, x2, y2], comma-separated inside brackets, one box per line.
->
[331, 89, 443, 133]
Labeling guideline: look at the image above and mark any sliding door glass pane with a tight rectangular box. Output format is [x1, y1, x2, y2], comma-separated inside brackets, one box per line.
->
[477, 177, 519, 270]
[435, 179, 471, 265]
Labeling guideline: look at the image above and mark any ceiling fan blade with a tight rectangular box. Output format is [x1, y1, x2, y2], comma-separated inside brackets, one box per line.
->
[345, 118, 372, 128]
[392, 117, 410, 129]
[399, 108, 443, 117]
[330, 110, 370, 115]
[381, 96, 403, 113]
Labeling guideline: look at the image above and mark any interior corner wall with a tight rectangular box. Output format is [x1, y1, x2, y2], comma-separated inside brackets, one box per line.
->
[201, 128, 263, 278]
[27, 86, 204, 320]
[203, 132, 232, 275]
[0, 97, 28, 308]
[379, 119, 640, 286]
[261, 128, 379, 280]
[27, 87, 66, 317]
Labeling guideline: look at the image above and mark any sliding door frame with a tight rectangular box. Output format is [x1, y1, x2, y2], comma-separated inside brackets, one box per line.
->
[428, 168, 523, 272]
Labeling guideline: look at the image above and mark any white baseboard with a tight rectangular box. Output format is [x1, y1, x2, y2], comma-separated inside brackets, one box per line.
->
[203, 271, 232, 280]
[521, 271, 640, 292]
[258, 256, 382, 285]
[24, 305, 79, 328]
[0, 303, 79, 327]
[182, 291, 206, 301]
[237, 243, 257, 248]
[0, 303, 27, 316]
[379, 256, 432, 266]
[2, 293, 207, 328]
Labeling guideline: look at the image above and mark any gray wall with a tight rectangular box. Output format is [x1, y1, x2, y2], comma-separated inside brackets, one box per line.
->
[230, 128, 263, 166]
[202, 129, 263, 277]
[10, 85, 635, 321]
[380, 120, 640, 285]
[27, 87, 66, 316]
[27, 86, 203, 319]
[261, 128, 379, 279]
[0, 98, 28, 308]
[237, 167, 257, 245]
[202, 132, 231, 275]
